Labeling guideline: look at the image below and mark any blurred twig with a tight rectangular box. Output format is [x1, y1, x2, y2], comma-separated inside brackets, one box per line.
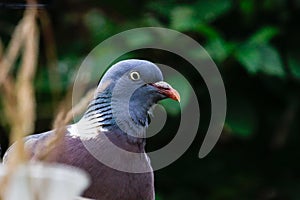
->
[16, 7, 39, 135]
[0, 38, 3, 60]
[0, 5, 39, 134]
[38, 10, 62, 105]
[0, 18, 26, 86]
[0, 1, 105, 198]
[34, 80, 111, 161]
[35, 86, 96, 161]
[271, 96, 299, 150]
[0, 1, 39, 197]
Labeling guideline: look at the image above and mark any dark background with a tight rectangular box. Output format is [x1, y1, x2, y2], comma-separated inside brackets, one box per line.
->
[1, 0, 300, 199]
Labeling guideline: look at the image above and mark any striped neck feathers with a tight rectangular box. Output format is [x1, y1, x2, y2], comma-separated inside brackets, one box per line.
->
[78, 89, 147, 140]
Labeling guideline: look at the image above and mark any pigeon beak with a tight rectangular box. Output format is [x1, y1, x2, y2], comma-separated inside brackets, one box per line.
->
[150, 81, 181, 102]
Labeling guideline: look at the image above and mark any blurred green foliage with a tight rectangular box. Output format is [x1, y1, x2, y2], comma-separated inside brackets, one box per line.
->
[1, 0, 300, 199]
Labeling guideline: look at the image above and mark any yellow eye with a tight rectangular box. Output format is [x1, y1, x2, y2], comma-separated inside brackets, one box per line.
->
[130, 71, 140, 80]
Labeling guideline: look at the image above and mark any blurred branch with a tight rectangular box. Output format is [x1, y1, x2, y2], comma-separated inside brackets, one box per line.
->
[0, 2, 39, 145]
[35, 79, 110, 161]
[0, 38, 3, 60]
[38, 10, 62, 104]
[1, 77, 18, 128]
[36, 82, 110, 160]
[0, 18, 26, 86]
[0, 1, 39, 196]
[16, 7, 39, 135]
[34, 86, 96, 161]
[271, 96, 299, 150]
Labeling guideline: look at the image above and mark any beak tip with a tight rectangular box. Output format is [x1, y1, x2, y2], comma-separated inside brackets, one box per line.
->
[172, 90, 181, 102]
[151, 81, 181, 102]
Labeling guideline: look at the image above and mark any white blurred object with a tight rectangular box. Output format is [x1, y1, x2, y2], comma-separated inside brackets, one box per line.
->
[75, 197, 95, 200]
[0, 163, 90, 200]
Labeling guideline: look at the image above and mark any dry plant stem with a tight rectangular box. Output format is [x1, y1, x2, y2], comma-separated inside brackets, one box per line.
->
[33, 78, 110, 161]
[1, 78, 18, 129]
[16, 8, 39, 135]
[36, 82, 110, 160]
[35, 86, 73, 161]
[0, 2, 38, 198]
[65, 81, 110, 123]
[0, 17, 26, 86]
[35, 87, 96, 161]
[65, 88, 97, 121]
[35, 109, 69, 161]
[38, 10, 61, 105]
[63, 81, 110, 125]
[7, 7, 39, 153]
[0, 7, 38, 136]
[0, 38, 3, 60]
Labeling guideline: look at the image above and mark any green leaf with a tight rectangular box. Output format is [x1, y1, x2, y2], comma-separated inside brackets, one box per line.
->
[170, 6, 198, 31]
[147, 1, 175, 18]
[249, 26, 280, 44]
[194, 0, 232, 23]
[84, 10, 108, 40]
[197, 24, 221, 40]
[235, 43, 262, 74]
[84, 10, 106, 33]
[205, 38, 236, 62]
[235, 26, 283, 77]
[259, 44, 285, 77]
[125, 29, 155, 47]
[170, 0, 232, 31]
[235, 43, 285, 77]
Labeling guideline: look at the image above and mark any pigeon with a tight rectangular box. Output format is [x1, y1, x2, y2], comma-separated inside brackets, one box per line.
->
[3, 59, 180, 200]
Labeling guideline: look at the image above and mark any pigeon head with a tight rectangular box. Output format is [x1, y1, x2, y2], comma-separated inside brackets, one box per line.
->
[82, 59, 180, 140]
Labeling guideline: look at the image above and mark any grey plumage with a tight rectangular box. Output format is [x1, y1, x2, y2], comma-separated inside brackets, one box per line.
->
[3, 59, 180, 200]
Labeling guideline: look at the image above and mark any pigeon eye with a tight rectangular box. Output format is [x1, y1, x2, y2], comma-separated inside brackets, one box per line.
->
[130, 71, 140, 80]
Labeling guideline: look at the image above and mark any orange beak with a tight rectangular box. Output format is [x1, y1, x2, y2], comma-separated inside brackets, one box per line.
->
[150, 81, 180, 102]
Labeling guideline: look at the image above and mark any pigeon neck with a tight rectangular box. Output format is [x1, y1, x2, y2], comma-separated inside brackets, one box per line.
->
[81, 90, 147, 144]
[83, 90, 114, 129]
